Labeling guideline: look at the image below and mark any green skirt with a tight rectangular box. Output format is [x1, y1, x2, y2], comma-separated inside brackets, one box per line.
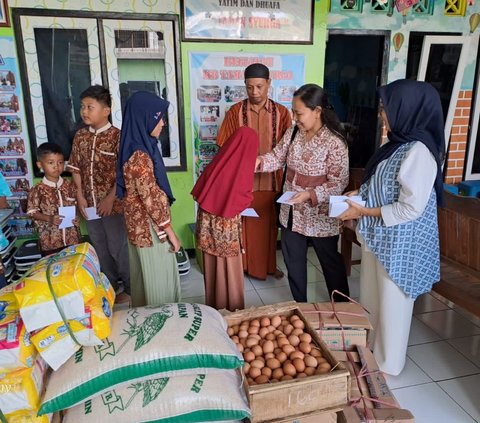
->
[128, 227, 181, 307]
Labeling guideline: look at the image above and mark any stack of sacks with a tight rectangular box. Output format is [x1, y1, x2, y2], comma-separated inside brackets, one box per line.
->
[0, 286, 51, 422]
[14, 243, 115, 370]
[39, 303, 251, 423]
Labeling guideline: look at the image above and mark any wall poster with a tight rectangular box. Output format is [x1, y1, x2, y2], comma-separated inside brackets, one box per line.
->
[0, 36, 34, 236]
[182, 0, 314, 43]
[189, 52, 305, 180]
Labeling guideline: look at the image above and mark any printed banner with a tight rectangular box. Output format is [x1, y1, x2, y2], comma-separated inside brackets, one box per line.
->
[0, 36, 34, 232]
[189, 52, 304, 179]
[183, 0, 313, 43]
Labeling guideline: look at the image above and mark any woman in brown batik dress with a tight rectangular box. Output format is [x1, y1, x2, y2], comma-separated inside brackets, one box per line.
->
[256, 84, 350, 303]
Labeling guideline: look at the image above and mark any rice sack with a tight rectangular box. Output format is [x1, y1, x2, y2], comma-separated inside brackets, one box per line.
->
[4, 411, 52, 423]
[62, 370, 250, 423]
[39, 303, 243, 414]
[14, 243, 102, 332]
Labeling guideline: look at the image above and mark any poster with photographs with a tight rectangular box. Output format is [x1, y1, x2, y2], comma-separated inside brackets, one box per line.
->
[0, 36, 34, 230]
[189, 52, 304, 180]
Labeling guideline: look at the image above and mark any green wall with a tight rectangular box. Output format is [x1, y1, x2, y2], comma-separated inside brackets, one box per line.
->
[2, 0, 328, 249]
[175, 0, 328, 248]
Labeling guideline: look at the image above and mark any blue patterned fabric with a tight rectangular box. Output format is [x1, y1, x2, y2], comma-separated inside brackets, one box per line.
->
[358, 142, 440, 299]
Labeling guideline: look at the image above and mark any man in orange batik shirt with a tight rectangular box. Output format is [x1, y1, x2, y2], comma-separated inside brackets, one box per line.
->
[216, 63, 291, 281]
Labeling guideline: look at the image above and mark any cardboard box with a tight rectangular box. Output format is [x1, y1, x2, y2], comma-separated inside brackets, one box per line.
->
[224, 302, 350, 423]
[299, 302, 372, 351]
[338, 407, 414, 423]
[333, 347, 414, 423]
[271, 409, 338, 423]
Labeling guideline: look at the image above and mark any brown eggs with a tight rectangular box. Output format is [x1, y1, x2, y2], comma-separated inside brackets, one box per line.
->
[244, 351, 255, 362]
[262, 340, 274, 354]
[288, 334, 300, 347]
[299, 342, 312, 354]
[283, 362, 297, 377]
[299, 333, 312, 344]
[271, 315, 282, 328]
[266, 358, 281, 370]
[228, 313, 334, 385]
[260, 317, 271, 327]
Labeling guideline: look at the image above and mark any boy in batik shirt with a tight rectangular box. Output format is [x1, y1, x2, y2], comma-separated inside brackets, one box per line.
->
[68, 85, 130, 303]
[27, 143, 81, 256]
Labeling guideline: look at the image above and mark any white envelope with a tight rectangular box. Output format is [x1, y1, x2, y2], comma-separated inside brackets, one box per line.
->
[58, 206, 75, 229]
[85, 206, 100, 220]
[276, 191, 296, 205]
[329, 195, 366, 218]
[240, 208, 259, 217]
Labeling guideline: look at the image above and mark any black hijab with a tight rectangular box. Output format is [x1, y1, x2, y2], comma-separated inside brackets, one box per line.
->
[116, 91, 174, 204]
[363, 79, 445, 205]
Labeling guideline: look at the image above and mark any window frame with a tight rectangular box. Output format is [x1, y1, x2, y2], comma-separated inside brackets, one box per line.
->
[465, 48, 480, 180]
[12, 8, 187, 175]
[417, 34, 471, 153]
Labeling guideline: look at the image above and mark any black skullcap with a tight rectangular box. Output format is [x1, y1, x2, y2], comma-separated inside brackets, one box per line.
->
[244, 63, 270, 80]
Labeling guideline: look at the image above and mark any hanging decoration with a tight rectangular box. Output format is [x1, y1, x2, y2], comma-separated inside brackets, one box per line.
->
[468, 0, 474, 5]
[392, 32, 405, 62]
[470, 12, 480, 32]
[395, 0, 419, 12]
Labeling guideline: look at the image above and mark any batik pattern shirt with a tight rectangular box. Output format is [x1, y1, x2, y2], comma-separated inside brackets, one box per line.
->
[122, 151, 171, 248]
[260, 126, 349, 238]
[68, 123, 123, 214]
[195, 208, 242, 258]
[27, 177, 82, 252]
[216, 99, 291, 192]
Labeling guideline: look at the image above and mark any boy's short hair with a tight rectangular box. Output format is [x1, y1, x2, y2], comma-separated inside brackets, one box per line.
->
[37, 142, 64, 160]
[80, 85, 112, 108]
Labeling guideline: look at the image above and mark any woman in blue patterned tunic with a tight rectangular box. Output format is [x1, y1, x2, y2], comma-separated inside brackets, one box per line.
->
[339, 79, 445, 375]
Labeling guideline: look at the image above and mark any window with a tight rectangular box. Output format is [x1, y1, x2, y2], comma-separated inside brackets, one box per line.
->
[340, 0, 364, 12]
[406, 33, 469, 149]
[413, 0, 434, 15]
[465, 49, 480, 180]
[12, 9, 186, 174]
[371, 0, 394, 13]
[444, 0, 467, 16]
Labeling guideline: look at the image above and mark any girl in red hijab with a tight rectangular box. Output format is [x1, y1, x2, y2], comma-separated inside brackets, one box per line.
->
[192, 127, 259, 311]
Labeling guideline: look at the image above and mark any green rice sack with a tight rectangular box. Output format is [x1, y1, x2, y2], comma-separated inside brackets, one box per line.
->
[39, 303, 243, 415]
[62, 370, 250, 423]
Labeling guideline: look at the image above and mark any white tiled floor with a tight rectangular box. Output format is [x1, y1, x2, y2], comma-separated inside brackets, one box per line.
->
[180, 247, 480, 423]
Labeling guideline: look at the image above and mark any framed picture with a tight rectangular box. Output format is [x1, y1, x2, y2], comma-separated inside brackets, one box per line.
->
[181, 0, 314, 44]
[0, 0, 10, 27]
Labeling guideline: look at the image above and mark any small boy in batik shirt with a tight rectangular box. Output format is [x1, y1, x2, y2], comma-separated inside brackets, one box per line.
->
[27, 143, 81, 256]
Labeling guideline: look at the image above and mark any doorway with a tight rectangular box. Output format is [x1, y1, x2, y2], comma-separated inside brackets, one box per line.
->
[324, 30, 389, 168]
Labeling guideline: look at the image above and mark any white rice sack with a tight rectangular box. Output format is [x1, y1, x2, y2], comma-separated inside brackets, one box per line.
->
[4, 411, 52, 423]
[14, 243, 101, 332]
[63, 370, 250, 423]
[39, 303, 243, 415]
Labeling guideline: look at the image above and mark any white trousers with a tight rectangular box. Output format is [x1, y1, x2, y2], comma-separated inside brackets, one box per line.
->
[359, 246, 414, 376]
